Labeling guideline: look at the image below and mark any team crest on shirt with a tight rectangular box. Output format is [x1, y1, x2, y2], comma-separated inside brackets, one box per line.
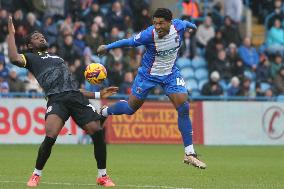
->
[136, 87, 142, 94]
[46, 106, 52, 113]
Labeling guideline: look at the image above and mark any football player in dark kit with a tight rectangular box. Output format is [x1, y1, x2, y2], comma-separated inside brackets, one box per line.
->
[7, 16, 116, 187]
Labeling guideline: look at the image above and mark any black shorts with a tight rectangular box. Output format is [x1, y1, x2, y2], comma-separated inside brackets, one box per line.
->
[45, 91, 101, 128]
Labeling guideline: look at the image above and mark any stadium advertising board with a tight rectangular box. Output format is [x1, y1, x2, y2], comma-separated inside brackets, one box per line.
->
[104, 101, 204, 144]
[0, 99, 100, 144]
[203, 101, 284, 145]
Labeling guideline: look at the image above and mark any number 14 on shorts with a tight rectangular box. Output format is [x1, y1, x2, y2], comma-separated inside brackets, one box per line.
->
[177, 78, 185, 86]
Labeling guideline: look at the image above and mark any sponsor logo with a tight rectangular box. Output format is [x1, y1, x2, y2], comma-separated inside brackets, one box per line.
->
[41, 54, 64, 61]
[155, 46, 179, 56]
[136, 87, 142, 94]
[262, 106, 284, 139]
[46, 106, 52, 113]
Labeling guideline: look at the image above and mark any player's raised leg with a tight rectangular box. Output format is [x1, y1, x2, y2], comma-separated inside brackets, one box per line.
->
[101, 94, 143, 117]
[27, 114, 64, 187]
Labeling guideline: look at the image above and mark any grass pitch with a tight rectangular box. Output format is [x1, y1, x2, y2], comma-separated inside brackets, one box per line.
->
[0, 144, 283, 189]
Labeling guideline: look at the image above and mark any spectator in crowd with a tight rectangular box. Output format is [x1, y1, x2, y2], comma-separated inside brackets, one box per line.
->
[205, 29, 225, 65]
[267, 0, 284, 29]
[270, 53, 283, 78]
[224, 0, 243, 23]
[24, 72, 42, 93]
[82, 1, 104, 29]
[93, 15, 107, 36]
[128, 50, 142, 76]
[25, 12, 41, 34]
[255, 82, 274, 97]
[58, 34, 81, 65]
[119, 71, 134, 94]
[0, 75, 9, 94]
[273, 66, 284, 95]
[266, 18, 284, 56]
[107, 1, 131, 31]
[42, 15, 58, 46]
[179, 30, 197, 59]
[196, 15, 215, 48]
[0, 8, 8, 44]
[134, 8, 151, 31]
[0, 56, 9, 80]
[12, 9, 24, 28]
[105, 48, 129, 71]
[211, 49, 232, 83]
[227, 76, 241, 96]
[221, 16, 242, 46]
[107, 61, 125, 87]
[105, 26, 122, 44]
[231, 59, 245, 80]
[226, 43, 241, 66]
[256, 54, 272, 83]
[201, 71, 223, 96]
[238, 37, 259, 70]
[237, 77, 255, 97]
[210, 1, 223, 30]
[85, 23, 104, 55]
[181, 0, 200, 19]
[7, 69, 25, 93]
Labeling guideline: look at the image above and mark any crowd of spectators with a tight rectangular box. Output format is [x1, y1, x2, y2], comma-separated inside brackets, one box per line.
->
[177, 0, 284, 99]
[0, 0, 284, 100]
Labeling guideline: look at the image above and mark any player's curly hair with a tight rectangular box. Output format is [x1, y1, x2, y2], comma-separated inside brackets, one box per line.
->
[25, 31, 41, 45]
[153, 8, 173, 21]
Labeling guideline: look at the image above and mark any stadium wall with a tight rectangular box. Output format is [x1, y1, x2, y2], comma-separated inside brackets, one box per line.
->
[0, 99, 284, 145]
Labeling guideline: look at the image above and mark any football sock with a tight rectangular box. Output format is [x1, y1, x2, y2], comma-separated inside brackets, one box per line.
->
[107, 100, 135, 115]
[90, 129, 106, 170]
[98, 169, 107, 178]
[33, 168, 42, 176]
[35, 136, 56, 170]
[177, 102, 193, 147]
[185, 144, 195, 155]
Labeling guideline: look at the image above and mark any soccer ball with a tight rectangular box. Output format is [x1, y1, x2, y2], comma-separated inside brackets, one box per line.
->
[84, 63, 107, 84]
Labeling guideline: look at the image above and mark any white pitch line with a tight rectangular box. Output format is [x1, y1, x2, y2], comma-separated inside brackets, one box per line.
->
[0, 180, 192, 189]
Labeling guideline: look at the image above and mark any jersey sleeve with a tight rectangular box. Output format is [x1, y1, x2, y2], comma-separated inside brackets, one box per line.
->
[173, 19, 197, 31]
[20, 52, 33, 70]
[106, 26, 154, 50]
[132, 26, 154, 46]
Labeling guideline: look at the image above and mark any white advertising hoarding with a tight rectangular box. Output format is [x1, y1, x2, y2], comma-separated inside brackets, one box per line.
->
[0, 98, 101, 144]
[203, 101, 284, 145]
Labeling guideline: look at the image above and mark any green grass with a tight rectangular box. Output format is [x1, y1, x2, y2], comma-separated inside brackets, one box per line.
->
[0, 144, 283, 189]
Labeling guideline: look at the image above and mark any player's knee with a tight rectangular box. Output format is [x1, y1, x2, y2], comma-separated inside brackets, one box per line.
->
[85, 121, 102, 135]
[124, 101, 136, 115]
[177, 102, 189, 116]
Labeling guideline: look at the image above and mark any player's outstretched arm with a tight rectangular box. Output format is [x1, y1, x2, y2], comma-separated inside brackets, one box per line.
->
[80, 86, 119, 99]
[7, 16, 26, 67]
[97, 38, 135, 55]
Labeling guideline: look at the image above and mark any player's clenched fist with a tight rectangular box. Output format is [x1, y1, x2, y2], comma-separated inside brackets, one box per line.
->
[97, 45, 107, 55]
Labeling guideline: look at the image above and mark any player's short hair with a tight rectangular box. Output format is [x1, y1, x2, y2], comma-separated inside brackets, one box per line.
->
[25, 31, 41, 45]
[153, 8, 172, 21]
